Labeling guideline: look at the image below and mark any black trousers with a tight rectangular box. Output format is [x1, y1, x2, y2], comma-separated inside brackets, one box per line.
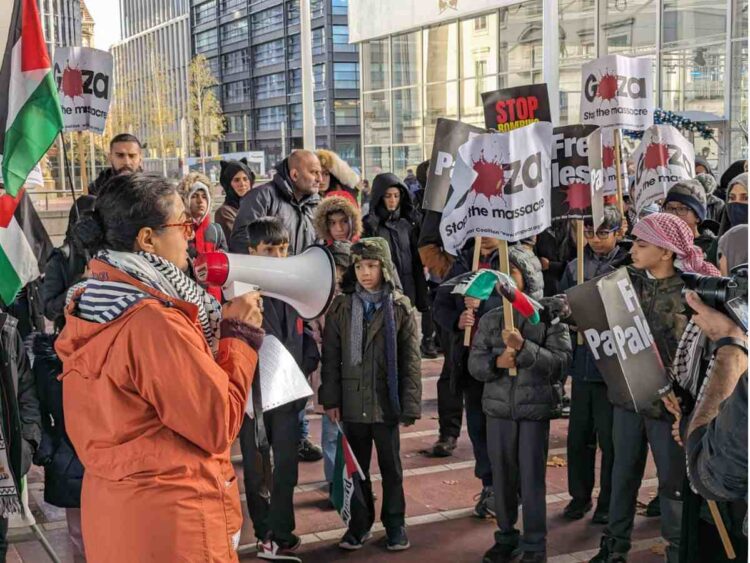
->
[437, 338, 463, 439]
[567, 379, 614, 511]
[239, 405, 301, 544]
[463, 377, 492, 487]
[0, 517, 7, 561]
[605, 407, 684, 562]
[487, 417, 550, 553]
[344, 422, 405, 537]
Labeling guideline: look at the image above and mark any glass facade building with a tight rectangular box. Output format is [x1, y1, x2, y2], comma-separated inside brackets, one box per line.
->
[190, 0, 361, 170]
[354, 0, 747, 180]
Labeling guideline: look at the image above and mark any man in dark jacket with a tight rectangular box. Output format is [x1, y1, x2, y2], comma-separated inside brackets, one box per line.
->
[559, 208, 630, 524]
[662, 179, 716, 258]
[229, 150, 322, 255]
[87, 133, 143, 196]
[363, 172, 428, 313]
[0, 313, 41, 560]
[469, 293, 571, 563]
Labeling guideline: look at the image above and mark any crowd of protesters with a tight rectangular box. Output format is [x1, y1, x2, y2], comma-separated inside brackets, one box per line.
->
[0, 130, 744, 563]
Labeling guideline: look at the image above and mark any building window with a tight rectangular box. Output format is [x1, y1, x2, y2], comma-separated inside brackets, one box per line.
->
[221, 0, 244, 14]
[332, 25, 355, 52]
[192, 0, 216, 25]
[256, 106, 286, 131]
[331, 0, 348, 16]
[221, 18, 247, 44]
[314, 63, 326, 90]
[311, 0, 324, 18]
[254, 39, 285, 67]
[206, 56, 220, 78]
[252, 6, 283, 35]
[255, 72, 286, 99]
[474, 15, 487, 31]
[315, 100, 328, 126]
[312, 27, 325, 55]
[287, 34, 301, 59]
[287, 0, 300, 25]
[334, 62, 359, 89]
[334, 99, 359, 126]
[391, 31, 421, 87]
[289, 68, 302, 93]
[222, 49, 249, 75]
[223, 79, 250, 104]
[363, 91, 390, 145]
[663, 0, 727, 48]
[425, 22, 458, 83]
[459, 14, 497, 79]
[290, 103, 302, 129]
[362, 38, 390, 91]
[600, 0, 654, 55]
[195, 29, 218, 53]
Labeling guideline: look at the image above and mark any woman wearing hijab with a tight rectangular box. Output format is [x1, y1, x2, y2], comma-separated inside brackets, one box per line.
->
[216, 159, 256, 241]
[56, 173, 264, 562]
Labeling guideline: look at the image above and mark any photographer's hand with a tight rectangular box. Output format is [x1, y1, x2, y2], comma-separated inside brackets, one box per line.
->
[685, 292, 746, 342]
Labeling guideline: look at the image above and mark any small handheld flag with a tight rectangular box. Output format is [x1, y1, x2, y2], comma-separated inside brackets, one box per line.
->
[332, 423, 368, 527]
[449, 269, 542, 324]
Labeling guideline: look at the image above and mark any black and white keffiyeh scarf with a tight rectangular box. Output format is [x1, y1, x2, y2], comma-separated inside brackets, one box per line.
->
[68, 250, 222, 348]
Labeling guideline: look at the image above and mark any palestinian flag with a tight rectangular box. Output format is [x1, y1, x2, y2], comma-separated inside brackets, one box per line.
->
[0, 187, 52, 305]
[331, 425, 368, 527]
[0, 0, 63, 196]
[447, 269, 542, 324]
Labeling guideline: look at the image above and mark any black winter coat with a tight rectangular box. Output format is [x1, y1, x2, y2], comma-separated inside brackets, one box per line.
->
[468, 308, 572, 421]
[32, 333, 83, 508]
[229, 158, 320, 255]
[0, 314, 41, 501]
[363, 173, 428, 311]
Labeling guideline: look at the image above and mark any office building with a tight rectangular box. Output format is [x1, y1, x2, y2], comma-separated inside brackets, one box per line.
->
[190, 0, 361, 171]
[349, 0, 747, 178]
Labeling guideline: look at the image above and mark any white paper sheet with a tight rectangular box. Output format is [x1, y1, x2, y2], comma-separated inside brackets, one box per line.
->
[246, 335, 313, 417]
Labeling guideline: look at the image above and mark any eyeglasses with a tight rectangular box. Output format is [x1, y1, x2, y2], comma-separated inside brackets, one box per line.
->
[663, 204, 692, 217]
[583, 228, 617, 240]
[160, 220, 194, 238]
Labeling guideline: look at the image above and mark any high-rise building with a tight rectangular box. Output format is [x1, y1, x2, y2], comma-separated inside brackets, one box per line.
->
[111, 0, 192, 168]
[38, 0, 83, 51]
[80, 0, 94, 47]
[190, 0, 361, 171]
[350, 0, 748, 178]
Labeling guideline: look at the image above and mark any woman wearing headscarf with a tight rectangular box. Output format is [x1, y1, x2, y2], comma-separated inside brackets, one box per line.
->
[316, 149, 361, 203]
[56, 173, 264, 562]
[216, 159, 256, 241]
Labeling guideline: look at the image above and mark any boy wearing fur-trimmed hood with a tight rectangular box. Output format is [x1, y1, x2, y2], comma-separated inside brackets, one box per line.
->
[319, 237, 421, 553]
[313, 195, 363, 245]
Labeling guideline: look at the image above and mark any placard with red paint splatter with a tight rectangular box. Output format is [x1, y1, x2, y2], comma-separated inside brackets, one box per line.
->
[439, 122, 553, 253]
[580, 55, 653, 131]
[550, 124, 598, 220]
[630, 124, 695, 214]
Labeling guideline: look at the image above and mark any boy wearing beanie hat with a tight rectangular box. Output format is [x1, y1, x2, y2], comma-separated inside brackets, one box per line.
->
[663, 179, 716, 257]
[591, 213, 719, 563]
[320, 238, 421, 552]
[469, 261, 571, 563]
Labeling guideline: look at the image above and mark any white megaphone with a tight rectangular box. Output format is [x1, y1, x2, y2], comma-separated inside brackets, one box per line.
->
[193, 245, 336, 320]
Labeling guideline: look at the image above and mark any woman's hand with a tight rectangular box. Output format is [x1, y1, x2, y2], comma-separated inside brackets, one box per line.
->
[661, 393, 683, 447]
[222, 291, 263, 329]
[464, 297, 481, 310]
[326, 408, 341, 423]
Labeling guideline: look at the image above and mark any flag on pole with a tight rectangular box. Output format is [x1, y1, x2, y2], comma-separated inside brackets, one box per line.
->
[331, 425, 368, 527]
[0, 188, 52, 305]
[0, 0, 63, 196]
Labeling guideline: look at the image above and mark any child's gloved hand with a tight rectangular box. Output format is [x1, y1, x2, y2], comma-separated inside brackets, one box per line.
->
[399, 416, 416, 427]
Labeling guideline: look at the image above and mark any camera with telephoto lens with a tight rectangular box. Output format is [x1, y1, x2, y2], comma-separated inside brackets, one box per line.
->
[681, 265, 748, 331]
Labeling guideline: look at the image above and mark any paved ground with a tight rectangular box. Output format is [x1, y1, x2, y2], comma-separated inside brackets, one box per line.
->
[7, 356, 665, 562]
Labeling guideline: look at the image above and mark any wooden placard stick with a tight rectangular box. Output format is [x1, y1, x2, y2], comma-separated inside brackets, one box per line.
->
[463, 236, 483, 347]
[497, 239, 517, 376]
[576, 219, 585, 345]
[613, 128, 626, 219]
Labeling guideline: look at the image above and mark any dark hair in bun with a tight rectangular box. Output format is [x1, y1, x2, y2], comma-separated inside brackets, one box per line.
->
[73, 173, 177, 254]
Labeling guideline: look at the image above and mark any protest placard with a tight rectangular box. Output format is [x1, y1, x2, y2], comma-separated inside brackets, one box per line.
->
[580, 55, 653, 131]
[550, 124, 598, 220]
[482, 84, 551, 133]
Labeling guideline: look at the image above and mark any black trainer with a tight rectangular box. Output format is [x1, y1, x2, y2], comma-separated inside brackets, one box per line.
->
[592, 506, 609, 524]
[520, 551, 547, 563]
[563, 498, 593, 520]
[482, 543, 521, 563]
[298, 437, 323, 462]
[421, 337, 439, 359]
[385, 526, 410, 551]
[338, 530, 372, 551]
[588, 537, 626, 563]
[431, 435, 457, 457]
[257, 534, 302, 562]
[645, 495, 661, 517]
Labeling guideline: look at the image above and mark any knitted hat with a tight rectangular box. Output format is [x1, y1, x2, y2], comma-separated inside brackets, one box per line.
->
[351, 237, 397, 287]
[694, 173, 718, 196]
[664, 179, 707, 222]
[329, 240, 353, 269]
[632, 213, 721, 276]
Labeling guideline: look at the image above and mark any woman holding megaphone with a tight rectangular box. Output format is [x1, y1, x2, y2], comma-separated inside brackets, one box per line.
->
[55, 173, 264, 562]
